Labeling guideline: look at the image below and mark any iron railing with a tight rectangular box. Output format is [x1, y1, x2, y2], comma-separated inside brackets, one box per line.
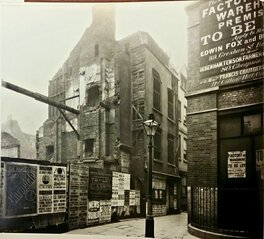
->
[188, 186, 263, 238]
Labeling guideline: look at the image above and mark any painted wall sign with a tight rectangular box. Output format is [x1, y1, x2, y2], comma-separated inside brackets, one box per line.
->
[228, 151, 246, 178]
[199, 0, 263, 88]
[89, 168, 112, 200]
[6, 163, 37, 217]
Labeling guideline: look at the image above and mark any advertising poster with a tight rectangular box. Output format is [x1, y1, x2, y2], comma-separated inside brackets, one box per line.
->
[53, 166, 67, 213]
[5, 163, 37, 217]
[99, 200, 111, 223]
[135, 190, 140, 206]
[111, 172, 119, 206]
[129, 190, 136, 206]
[87, 200, 100, 225]
[38, 165, 53, 214]
[68, 164, 80, 229]
[0, 162, 5, 217]
[256, 149, 264, 180]
[124, 190, 130, 206]
[124, 173, 131, 190]
[89, 168, 112, 200]
[228, 151, 246, 178]
[199, 0, 263, 88]
[79, 165, 89, 227]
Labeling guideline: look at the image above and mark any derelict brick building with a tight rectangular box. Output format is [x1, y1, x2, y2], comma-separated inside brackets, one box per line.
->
[37, 5, 181, 216]
[186, 1, 263, 238]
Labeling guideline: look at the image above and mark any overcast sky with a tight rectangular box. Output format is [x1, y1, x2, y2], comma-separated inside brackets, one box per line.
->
[1, 1, 190, 135]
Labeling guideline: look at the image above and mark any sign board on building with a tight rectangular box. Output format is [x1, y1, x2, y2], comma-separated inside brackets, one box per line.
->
[199, 0, 263, 88]
[228, 151, 246, 178]
[5, 163, 37, 217]
[89, 168, 112, 200]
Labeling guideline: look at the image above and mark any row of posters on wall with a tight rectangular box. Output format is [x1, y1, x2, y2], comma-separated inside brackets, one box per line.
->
[67, 164, 141, 229]
[0, 162, 67, 217]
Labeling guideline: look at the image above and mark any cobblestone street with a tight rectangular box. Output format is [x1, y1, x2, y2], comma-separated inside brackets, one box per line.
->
[67, 212, 198, 239]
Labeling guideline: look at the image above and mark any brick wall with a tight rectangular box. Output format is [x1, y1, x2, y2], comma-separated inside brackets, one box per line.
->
[187, 111, 217, 187]
[218, 83, 263, 109]
[187, 93, 217, 113]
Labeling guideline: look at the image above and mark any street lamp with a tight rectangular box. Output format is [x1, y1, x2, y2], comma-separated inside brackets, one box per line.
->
[142, 113, 159, 238]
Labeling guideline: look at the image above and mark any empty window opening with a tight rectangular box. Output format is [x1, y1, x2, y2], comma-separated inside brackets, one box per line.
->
[87, 86, 100, 107]
[84, 139, 94, 157]
[46, 145, 54, 161]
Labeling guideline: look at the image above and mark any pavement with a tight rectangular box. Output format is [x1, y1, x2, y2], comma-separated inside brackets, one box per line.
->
[66, 212, 199, 239]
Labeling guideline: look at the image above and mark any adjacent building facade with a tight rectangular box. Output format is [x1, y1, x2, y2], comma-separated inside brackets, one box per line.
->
[177, 67, 188, 211]
[37, 5, 181, 217]
[1, 132, 20, 158]
[186, 1, 263, 238]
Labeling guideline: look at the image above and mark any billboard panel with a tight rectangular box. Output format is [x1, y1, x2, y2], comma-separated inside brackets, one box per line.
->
[6, 163, 37, 217]
[89, 168, 112, 200]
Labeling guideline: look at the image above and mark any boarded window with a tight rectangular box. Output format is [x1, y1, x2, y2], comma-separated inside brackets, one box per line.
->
[153, 69, 161, 111]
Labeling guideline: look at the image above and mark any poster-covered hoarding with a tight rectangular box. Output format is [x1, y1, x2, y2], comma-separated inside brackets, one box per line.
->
[38, 166, 53, 214]
[256, 149, 264, 180]
[228, 151, 246, 178]
[6, 163, 37, 217]
[0, 162, 5, 217]
[87, 200, 100, 225]
[89, 168, 112, 200]
[99, 200, 111, 223]
[199, 0, 263, 88]
[53, 166, 67, 213]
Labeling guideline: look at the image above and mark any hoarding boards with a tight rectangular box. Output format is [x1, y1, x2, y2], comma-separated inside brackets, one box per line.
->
[38, 166, 53, 214]
[87, 200, 100, 225]
[199, 0, 263, 88]
[228, 151, 246, 178]
[0, 162, 5, 217]
[5, 163, 37, 217]
[89, 168, 112, 200]
[53, 166, 67, 213]
[256, 149, 264, 180]
[99, 200, 111, 223]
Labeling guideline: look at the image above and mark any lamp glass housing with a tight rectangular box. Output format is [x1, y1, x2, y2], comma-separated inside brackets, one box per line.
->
[143, 119, 159, 137]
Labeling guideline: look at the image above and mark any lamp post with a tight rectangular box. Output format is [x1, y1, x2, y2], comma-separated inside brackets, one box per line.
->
[142, 113, 159, 238]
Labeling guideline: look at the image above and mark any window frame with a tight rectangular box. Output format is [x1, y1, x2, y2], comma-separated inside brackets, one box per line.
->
[152, 69, 161, 112]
